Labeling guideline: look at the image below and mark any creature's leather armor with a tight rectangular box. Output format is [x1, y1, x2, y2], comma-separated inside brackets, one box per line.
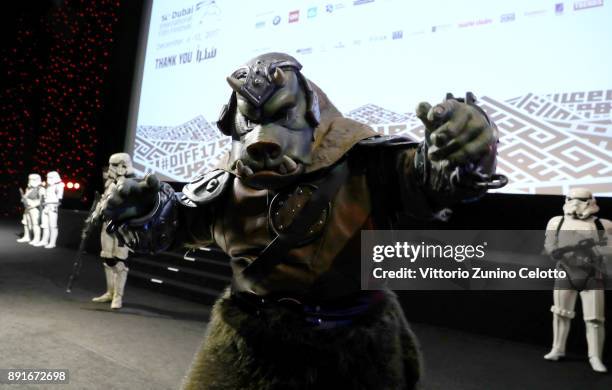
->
[117, 135, 491, 300]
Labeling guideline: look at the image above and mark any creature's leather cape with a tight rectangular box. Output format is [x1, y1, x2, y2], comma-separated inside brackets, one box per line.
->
[215, 80, 378, 174]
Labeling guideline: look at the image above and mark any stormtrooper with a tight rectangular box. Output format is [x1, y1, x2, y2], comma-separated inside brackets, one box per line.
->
[544, 187, 612, 373]
[17, 173, 44, 244]
[31, 171, 64, 248]
[91, 154, 133, 310]
[101, 53, 504, 389]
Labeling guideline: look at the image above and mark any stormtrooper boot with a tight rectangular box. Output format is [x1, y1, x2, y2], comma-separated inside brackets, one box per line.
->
[28, 226, 42, 246]
[17, 227, 30, 243]
[92, 264, 114, 303]
[586, 321, 607, 373]
[32, 228, 49, 247]
[544, 314, 571, 361]
[111, 262, 129, 310]
[44, 227, 58, 249]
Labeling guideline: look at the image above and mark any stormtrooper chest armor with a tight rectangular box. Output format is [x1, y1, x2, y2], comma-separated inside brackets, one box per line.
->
[45, 184, 62, 204]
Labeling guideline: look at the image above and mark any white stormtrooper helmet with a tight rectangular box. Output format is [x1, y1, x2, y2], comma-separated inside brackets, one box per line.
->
[27, 173, 42, 188]
[563, 187, 599, 219]
[107, 153, 133, 179]
[46, 171, 62, 185]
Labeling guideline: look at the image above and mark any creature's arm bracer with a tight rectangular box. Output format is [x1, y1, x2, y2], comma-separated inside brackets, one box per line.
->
[394, 141, 497, 220]
[111, 182, 214, 254]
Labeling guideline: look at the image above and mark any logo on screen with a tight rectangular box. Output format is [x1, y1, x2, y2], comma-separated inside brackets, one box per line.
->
[171, 7, 193, 20]
[555, 3, 565, 13]
[573, 0, 603, 10]
[308, 7, 318, 18]
[500, 13, 516, 22]
[326, 3, 347, 13]
[273, 15, 281, 25]
[289, 10, 300, 23]
[195, 1, 220, 13]
[392, 30, 403, 40]
[369, 34, 387, 42]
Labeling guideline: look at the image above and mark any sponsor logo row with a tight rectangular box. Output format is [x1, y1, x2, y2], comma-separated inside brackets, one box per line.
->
[254, 1, 604, 29]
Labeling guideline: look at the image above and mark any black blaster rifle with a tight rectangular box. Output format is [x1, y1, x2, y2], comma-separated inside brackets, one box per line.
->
[66, 191, 103, 293]
[551, 238, 606, 261]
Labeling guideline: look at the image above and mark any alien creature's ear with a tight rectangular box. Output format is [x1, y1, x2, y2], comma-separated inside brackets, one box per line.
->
[216, 92, 238, 136]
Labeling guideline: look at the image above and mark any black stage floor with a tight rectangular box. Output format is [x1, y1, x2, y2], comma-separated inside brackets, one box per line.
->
[1, 219, 611, 389]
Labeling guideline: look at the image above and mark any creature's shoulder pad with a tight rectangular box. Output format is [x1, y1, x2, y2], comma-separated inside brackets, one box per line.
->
[356, 135, 419, 149]
[178, 169, 234, 207]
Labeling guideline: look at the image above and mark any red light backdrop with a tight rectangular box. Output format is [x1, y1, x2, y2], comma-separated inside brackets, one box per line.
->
[0, 0, 120, 216]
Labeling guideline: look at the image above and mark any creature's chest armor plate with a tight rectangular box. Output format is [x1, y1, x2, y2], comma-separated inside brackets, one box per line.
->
[217, 178, 333, 257]
[268, 184, 330, 246]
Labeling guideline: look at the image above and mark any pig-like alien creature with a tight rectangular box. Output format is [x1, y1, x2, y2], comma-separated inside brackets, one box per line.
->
[104, 53, 505, 389]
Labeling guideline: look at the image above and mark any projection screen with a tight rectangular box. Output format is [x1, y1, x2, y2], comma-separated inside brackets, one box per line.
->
[126, 0, 612, 196]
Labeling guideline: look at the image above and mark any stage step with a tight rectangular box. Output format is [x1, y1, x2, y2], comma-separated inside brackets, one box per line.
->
[56, 208, 233, 303]
[127, 246, 232, 304]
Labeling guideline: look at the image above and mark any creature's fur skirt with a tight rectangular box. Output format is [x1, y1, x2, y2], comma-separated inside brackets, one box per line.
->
[182, 289, 421, 390]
